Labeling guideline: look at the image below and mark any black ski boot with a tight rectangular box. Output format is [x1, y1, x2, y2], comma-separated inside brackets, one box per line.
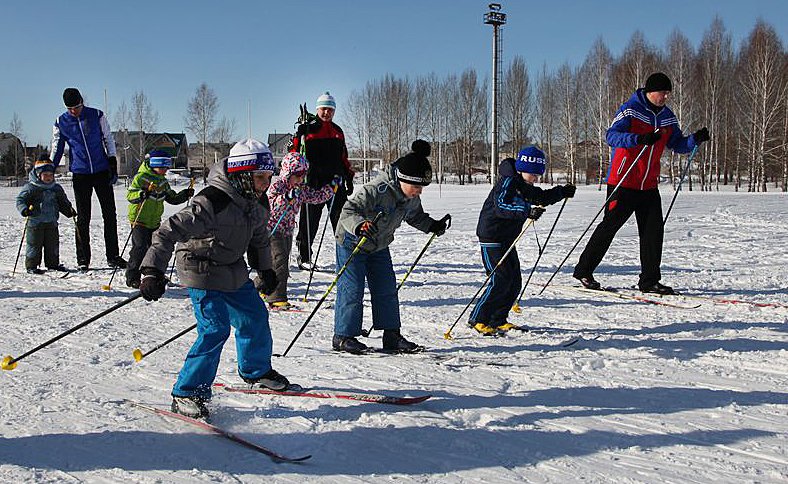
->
[26, 268, 46, 275]
[240, 368, 291, 391]
[171, 395, 210, 420]
[640, 282, 675, 295]
[574, 274, 601, 290]
[382, 329, 424, 354]
[107, 256, 128, 269]
[332, 335, 370, 355]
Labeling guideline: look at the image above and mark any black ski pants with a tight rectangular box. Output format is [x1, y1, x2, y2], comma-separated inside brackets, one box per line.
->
[469, 241, 522, 326]
[126, 225, 155, 285]
[574, 186, 664, 289]
[25, 222, 60, 269]
[295, 186, 348, 263]
[72, 171, 120, 266]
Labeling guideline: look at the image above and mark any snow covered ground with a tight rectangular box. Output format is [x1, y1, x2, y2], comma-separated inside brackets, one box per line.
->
[0, 180, 786, 483]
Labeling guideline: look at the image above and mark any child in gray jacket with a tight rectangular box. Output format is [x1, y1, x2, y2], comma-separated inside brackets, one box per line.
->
[16, 156, 76, 274]
[332, 140, 451, 354]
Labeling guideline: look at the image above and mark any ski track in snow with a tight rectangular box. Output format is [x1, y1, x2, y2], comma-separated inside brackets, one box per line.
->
[0, 183, 786, 483]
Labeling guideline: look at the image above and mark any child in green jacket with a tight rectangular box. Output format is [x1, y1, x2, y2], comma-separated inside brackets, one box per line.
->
[125, 150, 193, 288]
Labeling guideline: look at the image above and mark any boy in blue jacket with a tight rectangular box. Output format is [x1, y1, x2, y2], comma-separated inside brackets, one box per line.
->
[469, 146, 574, 335]
[16, 156, 77, 274]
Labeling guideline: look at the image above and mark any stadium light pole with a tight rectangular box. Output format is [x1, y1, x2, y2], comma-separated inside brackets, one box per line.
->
[484, 3, 506, 184]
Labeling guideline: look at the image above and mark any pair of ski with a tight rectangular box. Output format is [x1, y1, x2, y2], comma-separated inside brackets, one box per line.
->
[479, 324, 596, 347]
[556, 284, 787, 309]
[127, 385, 431, 463]
[551, 285, 701, 309]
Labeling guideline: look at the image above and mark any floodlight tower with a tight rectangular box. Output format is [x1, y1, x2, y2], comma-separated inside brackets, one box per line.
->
[484, 3, 506, 183]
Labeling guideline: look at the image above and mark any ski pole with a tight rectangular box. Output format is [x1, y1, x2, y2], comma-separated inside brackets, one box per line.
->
[12, 205, 33, 275]
[538, 140, 654, 295]
[1, 293, 142, 370]
[132, 323, 196, 362]
[663, 145, 699, 225]
[277, 212, 383, 357]
[512, 197, 569, 313]
[444, 217, 536, 340]
[104, 184, 152, 290]
[303, 186, 339, 302]
[361, 225, 446, 337]
[166, 178, 197, 284]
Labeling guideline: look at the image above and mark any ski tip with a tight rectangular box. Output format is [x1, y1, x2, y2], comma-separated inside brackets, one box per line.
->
[1, 355, 17, 371]
[132, 348, 144, 362]
[275, 454, 312, 463]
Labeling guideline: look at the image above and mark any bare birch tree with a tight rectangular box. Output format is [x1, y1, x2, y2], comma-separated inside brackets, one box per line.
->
[696, 17, 733, 191]
[9, 113, 24, 176]
[581, 37, 614, 189]
[665, 29, 696, 188]
[185, 83, 219, 181]
[130, 90, 159, 169]
[534, 64, 556, 184]
[556, 64, 579, 184]
[736, 20, 787, 192]
[212, 116, 237, 144]
[500, 56, 532, 157]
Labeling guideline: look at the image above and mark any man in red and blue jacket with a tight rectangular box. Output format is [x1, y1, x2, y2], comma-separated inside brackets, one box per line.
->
[573, 73, 710, 295]
[51, 87, 125, 271]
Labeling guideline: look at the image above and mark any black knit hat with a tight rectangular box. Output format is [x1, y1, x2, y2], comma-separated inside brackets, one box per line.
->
[395, 140, 432, 186]
[644, 73, 672, 93]
[63, 88, 83, 108]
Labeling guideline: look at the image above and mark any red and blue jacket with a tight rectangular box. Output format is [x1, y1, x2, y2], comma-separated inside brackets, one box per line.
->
[606, 89, 697, 190]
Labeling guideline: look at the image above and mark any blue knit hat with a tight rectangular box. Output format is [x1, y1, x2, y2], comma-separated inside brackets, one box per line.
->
[316, 91, 336, 111]
[147, 150, 172, 169]
[515, 146, 547, 175]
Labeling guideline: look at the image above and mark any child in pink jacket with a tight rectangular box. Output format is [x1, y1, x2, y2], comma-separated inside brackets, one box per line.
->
[265, 152, 338, 309]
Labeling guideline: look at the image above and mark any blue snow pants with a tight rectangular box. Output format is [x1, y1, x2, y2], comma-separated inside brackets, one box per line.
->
[334, 237, 400, 337]
[172, 280, 273, 400]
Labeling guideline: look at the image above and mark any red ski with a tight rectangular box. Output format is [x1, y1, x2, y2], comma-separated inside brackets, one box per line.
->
[127, 400, 311, 463]
[213, 383, 431, 405]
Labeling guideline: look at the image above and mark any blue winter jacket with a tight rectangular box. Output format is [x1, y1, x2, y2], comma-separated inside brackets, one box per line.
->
[476, 158, 566, 244]
[16, 171, 74, 227]
[51, 106, 116, 174]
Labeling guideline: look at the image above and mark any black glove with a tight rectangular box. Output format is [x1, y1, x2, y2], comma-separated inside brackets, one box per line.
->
[255, 269, 279, 295]
[429, 214, 452, 237]
[138, 189, 150, 201]
[67, 206, 78, 218]
[528, 206, 545, 221]
[562, 184, 577, 198]
[344, 177, 354, 196]
[139, 270, 167, 301]
[21, 206, 38, 217]
[108, 156, 118, 185]
[693, 127, 710, 144]
[636, 131, 661, 146]
[356, 219, 378, 238]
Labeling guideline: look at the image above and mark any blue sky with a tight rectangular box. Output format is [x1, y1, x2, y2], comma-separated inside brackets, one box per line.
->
[3, 0, 786, 147]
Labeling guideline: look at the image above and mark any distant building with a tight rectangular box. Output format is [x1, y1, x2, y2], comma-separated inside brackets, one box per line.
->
[187, 142, 232, 179]
[267, 133, 292, 158]
[113, 131, 189, 176]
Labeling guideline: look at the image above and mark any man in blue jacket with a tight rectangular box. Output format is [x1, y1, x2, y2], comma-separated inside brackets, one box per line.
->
[51, 87, 126, 271]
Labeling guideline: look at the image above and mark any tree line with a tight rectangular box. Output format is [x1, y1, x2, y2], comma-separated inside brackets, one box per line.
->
[344, 18, 787, 192]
